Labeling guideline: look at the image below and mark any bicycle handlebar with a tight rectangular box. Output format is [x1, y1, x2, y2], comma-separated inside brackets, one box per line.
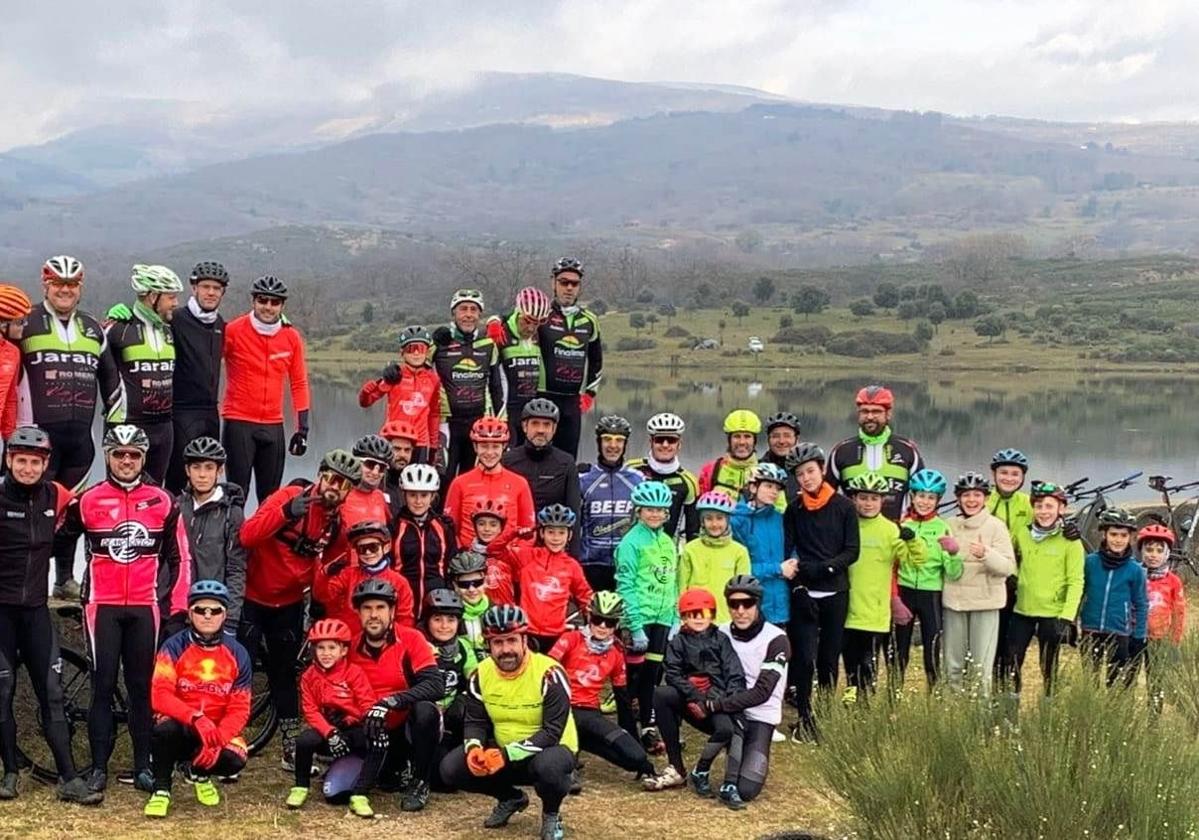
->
[1063, 476, 1091, 495]
[1072, 471, 1143, 500]
[1160, 478, 1199, 495]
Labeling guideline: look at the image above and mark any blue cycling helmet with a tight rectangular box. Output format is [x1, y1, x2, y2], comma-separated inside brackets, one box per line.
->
[909, 468, 948, 496]
[990, 448, 1030, 472]
[188, 579, 230, 606]
[750, 462, 788, 487]
[630, 480, 673, 509]
[537, 504, 577, 528]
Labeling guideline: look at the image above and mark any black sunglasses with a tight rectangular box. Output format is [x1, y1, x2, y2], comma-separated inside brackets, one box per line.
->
[556, 278, 581, 287]
[726, 598, 759, 611]
[589, 615, 619, 629]
[457, 577, 486, 590]
[652, 436, 680, 445]
[191, 605, 226, 617]
[253, 295, 284, 305]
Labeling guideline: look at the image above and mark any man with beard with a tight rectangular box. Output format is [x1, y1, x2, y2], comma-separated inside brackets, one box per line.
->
[578, 416, 643, 592]
[501, 399, 581, 555]
[698, 410, 763, 503]
[439, 604, 577, 840]
[238, 449, 359, 772]
[826, 385, 922, 521]
[380, 419, 418, 517]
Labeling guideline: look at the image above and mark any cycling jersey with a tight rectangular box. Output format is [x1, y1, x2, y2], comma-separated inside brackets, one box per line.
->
[0, 339, 18, 438]
[299, 658, 375, 738]
[626, 458, 699, 541]
[240, 483, 339, 607]
[170, 298, 224, 411]
[104, 302, 175, 425]
[677, 533, 751, 624]
[826, 426, 922, 520]
[393, 509, 456, 610]
[313, 558, 415, 630]
[988, 489, 1034, 535]
[357, 364, 441, 447]
[1146, 570, 1185, 643]
[350, 625, 442, 725]
[697, 454, 758, 501]
[720, 618, 790, 726]
[430, 635, 478, 711]
[468, 652, 578, 756]
[16, 301, 120, 428]
[548, 628, 627, 711]
[326, 486, 391, 561]
[847, 515, 926, 634]
[897, 515, 963, 591]
[0, 477, 70, 607]
[487, 312, 542, 408]
[443, 465, 535, 547]
[152, 629, 252, 743]
[221, 313, 310, 427]
[500, 537, 593, 637]
[1012, 526, 1085, 620]
[537, 302, 602, 397]
[59, 477, 188, 610]
[579, 461, 643, 567]
[614, 521, 679, 634]
[429, 326, 503, 419]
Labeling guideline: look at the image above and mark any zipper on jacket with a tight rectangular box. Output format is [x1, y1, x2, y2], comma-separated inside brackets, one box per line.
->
[1099, 569, 1113, 633]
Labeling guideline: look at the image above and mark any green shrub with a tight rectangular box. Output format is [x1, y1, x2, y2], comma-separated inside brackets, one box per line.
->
[663, 325, 691, 338]
[772, 325, 832, 346]
[615, 337, 656, 351]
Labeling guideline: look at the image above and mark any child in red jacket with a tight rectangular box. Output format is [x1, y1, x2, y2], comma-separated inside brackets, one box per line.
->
[313, 521, 415, 632]
[356, 326, 442, 463]
[287, 619, 378, 816]
[1135, 524, 1186, 710]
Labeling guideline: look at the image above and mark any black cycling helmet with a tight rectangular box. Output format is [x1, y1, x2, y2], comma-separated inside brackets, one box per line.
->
[765, 412, 801, 434]
[351, 578, 397, 608]
[552, 257, 584, 278]
[182, 436, 227, 464]
[954, 472, 992, 494]
[483, 604, 528, 637]
[190, 261, 229, 286]
[346, 519, 391, 545]
[423, 588, 464, 618]
[595, 415, 632, 438]
[1098, 507, 1138, 532]
[448, 550, 487, 578]
[724, 574, 764, 601]
[399, 324, 432, 348]
[352, 434, 393, 463]
[250, 275, 288, 299]
[6, 425, 52, 455]
[785, 442, 826, 471]
[521, 398, 560, 423]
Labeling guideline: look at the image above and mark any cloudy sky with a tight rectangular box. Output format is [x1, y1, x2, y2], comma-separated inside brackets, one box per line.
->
[2, 0, 1196, 150]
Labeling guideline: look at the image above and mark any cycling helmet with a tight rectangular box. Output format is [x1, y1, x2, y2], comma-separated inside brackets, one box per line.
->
[845, 473, 889, 495]
[423, 588, 464, 618]
[448, 550, 488, 578]
[353, 434, 393, 463]
[515, 286, 552, 321]
[471, 498, 508, 523]
[130, 264, 183, 295]
[1098, 508, 1138, 532]
[308, 618, 352, 645]
[182, 436, 227, 464]
[190, 261, 229, 286]
[470, 415, 510, 444]
[537, 504, 577, 528]
[399, 463, 440, 492]
[42, 255, 84, 284]
[103, 424, 149, 454]
[1137, 523, 1176, 547]
[521, 398, 560, 423]
[347, 520, 391, 545]
[990, 448, 1030, 472]
[630, 480, 673, 509]
[723, 409, 762, 435]
[1029, 480, 1069, 504]
[589, 590, 624, 621]
[320, 449, 363, 484]
[6, 426, 51, 455]
[765, 412, 801, 434]
[483, 604, 528, 638]
[646, 412, 686, 436]
[909, 469, 948, 496]
[250, 275, 288, 299]
[450, 289, 484, 311]
[785, 442, 826, 471]
[0, 285, 33, 321]
[552, 257, 584, 278]
[954, 472, 991, 494]
[724, 574, 765, 601]
[399, 325, 432, 348]
[855, 385, 894, 409]
[188, 579, 230, 606]
[351, 578, 397, 608]
[696, 490, 736, 515]
[595, 415, 632, 438]
[750, 462, 788, 487]
[678, 587, 717, 616]
[380, 419, 419, 443]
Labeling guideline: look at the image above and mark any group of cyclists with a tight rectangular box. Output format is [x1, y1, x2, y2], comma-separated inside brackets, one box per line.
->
[0, 254, 1185, 839]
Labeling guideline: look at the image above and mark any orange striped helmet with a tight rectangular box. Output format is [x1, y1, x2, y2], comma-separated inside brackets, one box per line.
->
[0, 285, 32, 321]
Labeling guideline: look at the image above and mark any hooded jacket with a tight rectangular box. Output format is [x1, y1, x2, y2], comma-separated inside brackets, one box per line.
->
[1080, 548, 1148, 638]
[176, 482, 247, 629]
[678, 532, 751, 624]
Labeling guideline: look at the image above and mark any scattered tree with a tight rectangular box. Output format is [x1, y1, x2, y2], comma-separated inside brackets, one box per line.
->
[636, 289, 655, 304]
[928, 301, 947, 331]
[897, 300, 921, 320]
[362, 301, 375, 323]
[731, 300, 751, 324]
[778, 314, 794, 329]
[953, 289, 981, 319]
[645, 313, 659, 333]
[657, 302, 677, 323]
[718, 319, 727, 345]
[873, 282, 899, 309]
[735, 229, 763, 254]
[753, 276, 776, 305]
[629, 312, 646, 334]
[792, 286, 830, 320]
[849, 299, 875, 318]
[974, 315, 1006, 343]
[914, 320, 934, 346]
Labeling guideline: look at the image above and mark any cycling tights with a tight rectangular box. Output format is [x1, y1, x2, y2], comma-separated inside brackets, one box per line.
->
[44, 421, 95, 586]
[893, 587, 942, 687]
[725, 719, 773, 802]
[546, 394, 582, 459]
[151, 719, 246, 790]
[223, 420, 285, 504]
[238, 600, 304, 719]
[841, 628, 891, 693]
[443, 416, 478, 480]
[628, 623, 670, 728]
[142, 421, 173, 487]
[788, 589, 847, 724]
[166, 408, 220, 495]
[652, 685, 735, 776]
[0, 606, 76, 779]
[84, 604, 156, 774]
[573, 707, 652, 775]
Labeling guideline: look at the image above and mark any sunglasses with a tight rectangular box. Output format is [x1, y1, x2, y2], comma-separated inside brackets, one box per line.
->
[361, 459, 388, 472]
[555, 278, 581, 287]
[456, 577, 486, 590]
[727, 598, 759, 611]
[589, 615, 619, 629]
[652, 436, 680, 445]
[253, 295, 284, 305]
[355, 542, 385, 556]
[320, 472, 353, 491]
[681, 610, 710, 620]
[191, 605, 225, 617]
[111, 450, 144, 461]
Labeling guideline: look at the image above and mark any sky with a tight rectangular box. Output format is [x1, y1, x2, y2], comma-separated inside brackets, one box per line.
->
[2, 0, 1197, 150]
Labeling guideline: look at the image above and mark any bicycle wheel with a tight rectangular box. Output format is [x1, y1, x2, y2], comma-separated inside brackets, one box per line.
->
[243, 651, 278, 757]
[1171, 501, 1199, 576]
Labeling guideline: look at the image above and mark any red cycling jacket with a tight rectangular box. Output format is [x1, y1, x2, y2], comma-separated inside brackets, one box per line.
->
[501, 536, 593, 637]
[549, 628, 628, 710]
[0, 340, 19, 439]
[59, 477, 188, 611]
[221, 313, 310, 426]
[241, 483, 339, 607]
[152, 630, 253, 746]
[325, 486, 391, 561]
[443, 465, 535, 547]
[350, 625, 440, 726]
[300, 657, 376, 738]
[357, 364, 441, 447]
[393, 510, 456, 612]
[313, 556, 415, 631]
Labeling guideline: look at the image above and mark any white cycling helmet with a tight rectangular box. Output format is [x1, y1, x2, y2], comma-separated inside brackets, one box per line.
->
[400, 463, 440, 492]
[42, 255, 85, 283]
[646, 412, 686, 436]
[130, 264, 184, 295]
[450, 289, 484, 311]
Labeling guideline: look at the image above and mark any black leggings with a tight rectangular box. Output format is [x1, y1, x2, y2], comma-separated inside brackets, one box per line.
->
[44, 421, 95, 585]
[653, 685, 736, 777]
[788, 590, 848, 722]
[294, 726, 379, 792]
[84, 604, 156, 773]
[150, 719, 246, 790]
[222, 419, 285, 505]
[166, 408, 220, 494]
[893, 587, 942, 687]
[629, 623, 670, 728]
[439, 743, 575, 815]
[546, 394, 582, 460]
[506, 401, 529, 447]
[1007, 614, 1064, 696]
[726, 719, 774, 801]
[842, 628, 889, 692]
[443, 416, 480, 480]
[573, 707, 652, 775]
[992, 580, 1017, 687]
[379, 701, 440, 785]
[0, 605, 76, 779]
[1081, 631, 1131, 688]
[238, 599, 304, 720]
[140, 421, 173, 486]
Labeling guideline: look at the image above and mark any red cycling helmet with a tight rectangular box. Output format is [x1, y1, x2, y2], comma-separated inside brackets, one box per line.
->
[1137, 523, 1176, 547]
[678, 587, 717, 616]
[380, 419, 419, 443]
[855, 385, 894, 410]
[308, 618, 352, 645]
[470, 415, 510, 444]
[471, 498, 509, 523]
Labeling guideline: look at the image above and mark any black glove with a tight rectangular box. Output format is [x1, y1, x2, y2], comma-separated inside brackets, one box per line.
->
[431, 326, 453, 347]
[326, 730, 350, 758]
[382, 361, 401, 384]
[363, 705, 390, 744]
[286, 492, 315, 520]
[1054, 618, 1075, 643]
[324, 556, 349, 578]
[1062, 520, 1082, 541]
[899, 525, 916, 541]
[288, 431, 308, 457]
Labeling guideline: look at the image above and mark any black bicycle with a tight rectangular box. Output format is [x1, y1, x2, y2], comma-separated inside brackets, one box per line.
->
[1065, 471, 1143, 552]
[1140, 475, 1199, 575]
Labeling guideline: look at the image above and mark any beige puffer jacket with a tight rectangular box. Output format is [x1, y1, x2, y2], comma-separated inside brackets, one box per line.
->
[943, 509, 1016, 612]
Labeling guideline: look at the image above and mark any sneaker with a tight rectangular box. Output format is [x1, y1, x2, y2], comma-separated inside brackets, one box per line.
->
[718, 783, 747, 811]
[540, 812, 565, 840]
[348, 794, 374, 819]
[483, 791, 530, 828]
[86, 769, 108, 793]
[790, 718, 818, 745]
[285, 786, 309, 809]
[118, 768, 155, 792]
[57, 776, 103, 805]
[689, 769, 712, 798]
[568, 767, 583, 795]
[640, 726, 666, 756]
[0, 772, 17, 800]
[400, 780, 429, 812]
[771, 728, 786, 744]
[53, 580, 81, 601]
[217, 772, 241, 783]
[144, 790, 172, 818]
[641, 765, 686, 791]
[193, 777, 220, 806]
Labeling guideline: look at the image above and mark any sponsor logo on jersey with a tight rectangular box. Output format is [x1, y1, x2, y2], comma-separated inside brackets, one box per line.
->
[27, 350, 99, 368]
[100, 520, 155, 562]
[530, 575, 566, 601]
[454, 358, 480, 371]
[557, 335, 582, 349]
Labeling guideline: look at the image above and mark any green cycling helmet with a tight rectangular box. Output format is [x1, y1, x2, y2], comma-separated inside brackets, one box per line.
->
[1098, 507, 1137, 531]
[130, 264, 184, 295]
[630, 480, 673, 509]
[723, 409, 762, 435]
[845, 473, 890, 495]
[909, 469, 948, 496]
[588, 591, 624, 621]
[320, 449, 363, 484]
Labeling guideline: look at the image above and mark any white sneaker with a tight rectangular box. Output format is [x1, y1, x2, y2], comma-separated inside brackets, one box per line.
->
[771, 728, 786, 743]
[641, 765, 686, 791]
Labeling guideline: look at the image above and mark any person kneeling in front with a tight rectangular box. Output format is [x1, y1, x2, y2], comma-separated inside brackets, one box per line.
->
[144, 581, 251, 817]
[439, 604, 577, 840]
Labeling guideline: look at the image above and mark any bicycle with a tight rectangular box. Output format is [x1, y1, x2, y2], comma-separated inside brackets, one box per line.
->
[1065, 471, 1143, 552]
[1140, 475, 1199, 576]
